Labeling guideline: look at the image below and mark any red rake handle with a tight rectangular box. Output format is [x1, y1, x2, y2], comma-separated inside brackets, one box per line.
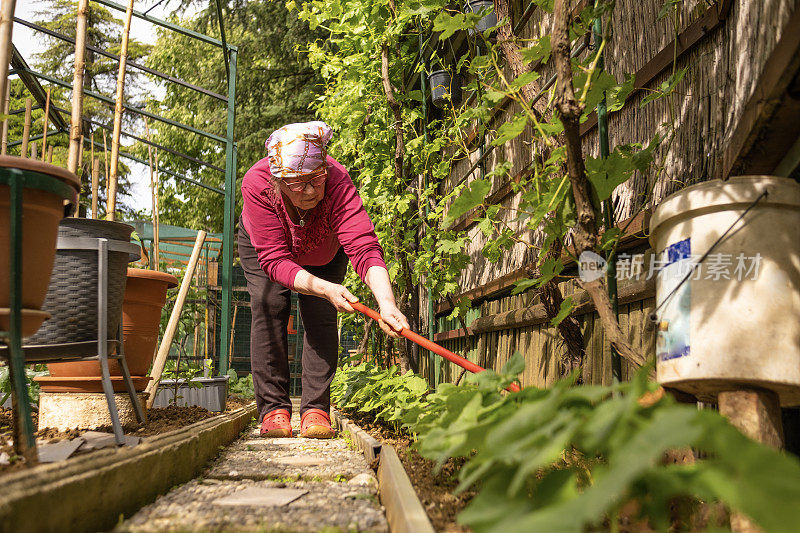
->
[350, 301, 520, 393]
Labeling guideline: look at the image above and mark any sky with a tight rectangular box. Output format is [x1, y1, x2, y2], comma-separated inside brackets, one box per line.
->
[14, 0, 200, 214]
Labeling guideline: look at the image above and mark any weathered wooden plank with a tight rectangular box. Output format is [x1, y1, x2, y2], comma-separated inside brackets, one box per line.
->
[581, 314, 593, 385]
[471, 278, 655, 334]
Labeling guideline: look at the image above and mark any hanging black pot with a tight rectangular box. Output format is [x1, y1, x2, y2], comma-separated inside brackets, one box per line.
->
[464, 0, 497, 40]
[428, 70, 463, 109]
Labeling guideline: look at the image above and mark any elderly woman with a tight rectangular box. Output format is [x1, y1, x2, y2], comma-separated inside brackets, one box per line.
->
[239, 121, 409, 438]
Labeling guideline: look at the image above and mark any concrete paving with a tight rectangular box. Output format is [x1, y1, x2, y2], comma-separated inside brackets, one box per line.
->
[116, 403, 388, 532]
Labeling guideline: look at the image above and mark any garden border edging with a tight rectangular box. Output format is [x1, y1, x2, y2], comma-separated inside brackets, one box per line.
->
[0, 402, 257, 533]
[332, 409, 434, 533]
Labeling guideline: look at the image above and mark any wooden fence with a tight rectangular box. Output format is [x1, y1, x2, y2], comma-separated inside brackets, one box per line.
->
[420, 277, 657, 388]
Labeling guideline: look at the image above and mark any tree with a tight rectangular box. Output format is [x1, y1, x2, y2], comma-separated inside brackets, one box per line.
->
[31, 0, 151, 217]
[143, 0, 326, 233]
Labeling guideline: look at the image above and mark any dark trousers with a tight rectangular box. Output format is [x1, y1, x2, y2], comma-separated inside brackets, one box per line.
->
[238, 224, 347, 421]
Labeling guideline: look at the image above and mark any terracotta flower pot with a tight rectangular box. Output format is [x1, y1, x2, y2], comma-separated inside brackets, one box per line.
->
[121, 268, 178, 375]
[44, 268, 178, 392]
[0, 156, 80, 336]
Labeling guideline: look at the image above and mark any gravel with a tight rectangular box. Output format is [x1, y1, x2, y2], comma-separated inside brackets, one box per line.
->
[116, 407, 388, 532]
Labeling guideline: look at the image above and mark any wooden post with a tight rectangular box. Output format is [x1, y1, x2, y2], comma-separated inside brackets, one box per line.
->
[67, 0, 89, 174]
[145, 231, 207, 408]
[1, 84, 10, 155]
[40, 88, 50, 162]
[0, 0, 16, 119]
[718, 388, 784, 533]
[21, 97, 31, 158]
[91, 156, 99, 219]
[46, 145, 53, 163]
[30, 141, 37, 160]
[106, 0, 135, 220]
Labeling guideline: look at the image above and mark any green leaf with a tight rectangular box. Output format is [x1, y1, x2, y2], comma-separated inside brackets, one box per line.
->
[433, 11, 470, 40]
[584, 150, 635, 203]
[500, 351, 526, 378]
[549, 296, 573, 326]
[509, 71, 540, 92]
[606, 73, 635, 112]
[519, 36, 551, 65]
[511, 278, 537, 295]
[444, 179, 491, 225]
[492, 113, 528, 146]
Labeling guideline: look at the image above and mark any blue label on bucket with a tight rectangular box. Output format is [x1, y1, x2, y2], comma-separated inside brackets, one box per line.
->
[657, 238, 692, 362]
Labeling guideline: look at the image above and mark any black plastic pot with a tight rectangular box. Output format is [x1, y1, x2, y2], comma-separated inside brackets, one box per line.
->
[28, 218, 135, 344]
[428, 70, 463, 109]
[464, 0, 497, 40]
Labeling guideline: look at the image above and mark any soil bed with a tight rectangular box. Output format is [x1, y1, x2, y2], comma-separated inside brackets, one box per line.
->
[339, 408, 475, 532]
[0, 395, 255, 474]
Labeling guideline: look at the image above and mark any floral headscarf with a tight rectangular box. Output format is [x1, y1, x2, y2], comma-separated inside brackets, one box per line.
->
[265, 121, 333, 179]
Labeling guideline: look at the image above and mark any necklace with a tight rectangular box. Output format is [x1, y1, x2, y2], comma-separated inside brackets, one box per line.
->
[296, 206, 310, 227]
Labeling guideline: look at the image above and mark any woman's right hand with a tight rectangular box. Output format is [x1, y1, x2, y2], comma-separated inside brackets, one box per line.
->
[322, 282, 359, 313]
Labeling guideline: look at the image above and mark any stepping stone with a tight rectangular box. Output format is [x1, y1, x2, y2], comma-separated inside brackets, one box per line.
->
[213, 487, 308, 507]
[272, 455, 327, 466]
[79, 431, 140, 451]
[37, 437, 86, 463]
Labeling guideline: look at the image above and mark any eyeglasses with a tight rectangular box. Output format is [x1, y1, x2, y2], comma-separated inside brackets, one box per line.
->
[282, 170, 327, 192]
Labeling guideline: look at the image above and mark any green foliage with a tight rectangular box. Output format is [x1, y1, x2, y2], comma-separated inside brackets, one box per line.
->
[228, 370, 255, 398]
[333, 357, 800, 532]
[331, 361, 430, 432]
[443, 179, 491, 226]
[31, 0, 150, 218]
[0, 365, 48, 407]
[143, 0, 326, 232]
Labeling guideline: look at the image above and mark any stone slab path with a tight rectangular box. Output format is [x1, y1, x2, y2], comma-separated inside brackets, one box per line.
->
[116, 402, 388, 532]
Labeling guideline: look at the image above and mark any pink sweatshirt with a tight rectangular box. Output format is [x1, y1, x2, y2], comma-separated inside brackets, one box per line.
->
[240, 155, 387, 290]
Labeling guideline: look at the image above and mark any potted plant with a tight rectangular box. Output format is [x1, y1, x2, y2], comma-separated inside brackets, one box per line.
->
[464, 0, 497, 40]
[428, 69, 463, 109]
[34, 218, 141, 393]
[0, 156, 80, 336]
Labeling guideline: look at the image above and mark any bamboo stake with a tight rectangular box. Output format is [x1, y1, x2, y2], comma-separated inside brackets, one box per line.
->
[21, 98, 31, 158]
[67, 0, 89, 174]
[144, 118, 159, 270]
[30, 141, 37, 160]
[102, 128, 109, 179]
[0, 0, 16, 119]
[91, 156, 99, 219]
[46, 145, 53, 163]
[106, 0, 135, 220]
[145, 230, 207, 408]
[1, 84, 10, 155]
[153, 146, 160, 267]
[40, 88, 50, 161]
[228, 304, 238, 368]
[78, 134, 83, 169]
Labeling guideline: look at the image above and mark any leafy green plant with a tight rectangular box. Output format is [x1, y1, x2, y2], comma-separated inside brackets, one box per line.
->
[333, 355, 800, 532]
[0, 364, 48, 408]
[331, 361, 430, 432]
[227, 370, 255, 398]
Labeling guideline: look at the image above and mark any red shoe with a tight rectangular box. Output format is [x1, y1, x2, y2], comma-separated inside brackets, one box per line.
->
[260, 409, 292, 437]
[300, 408, 335, 439]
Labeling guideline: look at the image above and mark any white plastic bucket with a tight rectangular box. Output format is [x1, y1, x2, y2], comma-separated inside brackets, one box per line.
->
[649, 176, 800, 405]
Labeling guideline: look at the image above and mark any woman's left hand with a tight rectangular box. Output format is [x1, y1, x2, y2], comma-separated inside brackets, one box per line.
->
[378, 303, 410, 338]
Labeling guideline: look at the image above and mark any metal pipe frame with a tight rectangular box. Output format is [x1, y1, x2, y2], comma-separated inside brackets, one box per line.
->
[14, 17, 227, 102]
[82, 137, 225, 195]
[16, 66, 227, 144]
[218, 49, 237, 374]
[49, 104, 226, 173]
[92, 0, 237, 51]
